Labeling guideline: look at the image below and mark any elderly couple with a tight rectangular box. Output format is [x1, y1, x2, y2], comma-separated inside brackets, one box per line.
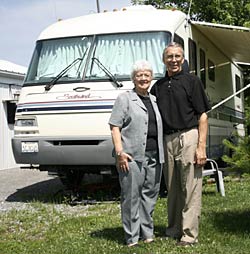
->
[108, 43, 211, 248]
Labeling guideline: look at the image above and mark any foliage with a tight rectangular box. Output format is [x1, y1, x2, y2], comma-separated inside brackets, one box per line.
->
[222, 136, 250, 173]
[1, 178, 250, 253]
[131, 0, 250, 27]
[222, 97, 250, 173]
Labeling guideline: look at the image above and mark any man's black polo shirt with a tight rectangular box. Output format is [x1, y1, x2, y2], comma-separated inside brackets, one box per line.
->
[150, 70, 211, 134]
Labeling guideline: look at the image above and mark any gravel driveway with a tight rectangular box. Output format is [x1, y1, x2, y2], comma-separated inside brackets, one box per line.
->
[0, 167, 64, 212]
[0, 167, 119, 214]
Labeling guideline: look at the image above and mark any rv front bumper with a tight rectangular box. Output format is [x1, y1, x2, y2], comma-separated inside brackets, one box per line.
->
[12, 136, 115, 166]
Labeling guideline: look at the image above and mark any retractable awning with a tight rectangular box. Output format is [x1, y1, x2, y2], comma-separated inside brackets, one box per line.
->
[191, 21, 250, 64]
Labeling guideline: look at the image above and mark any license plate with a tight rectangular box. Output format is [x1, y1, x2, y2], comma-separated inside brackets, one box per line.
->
[21, 142, 39, 153]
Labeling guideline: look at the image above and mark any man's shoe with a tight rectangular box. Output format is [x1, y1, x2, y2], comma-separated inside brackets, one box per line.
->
[176, 241, 194, 247]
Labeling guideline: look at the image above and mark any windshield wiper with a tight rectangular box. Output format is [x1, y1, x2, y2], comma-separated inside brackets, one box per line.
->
[44, 58, 84, 92]
[44, 57, 84, 92]
[92, 57, 123, 88]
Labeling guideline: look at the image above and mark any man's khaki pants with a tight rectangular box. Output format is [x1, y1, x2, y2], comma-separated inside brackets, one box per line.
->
[163, 128, 203, 243]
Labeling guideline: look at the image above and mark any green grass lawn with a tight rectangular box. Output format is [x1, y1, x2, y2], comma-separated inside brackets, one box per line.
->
[0, 175, 250, 254]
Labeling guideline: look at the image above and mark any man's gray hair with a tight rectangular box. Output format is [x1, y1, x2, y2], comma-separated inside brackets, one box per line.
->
[131, 60, 153, 80]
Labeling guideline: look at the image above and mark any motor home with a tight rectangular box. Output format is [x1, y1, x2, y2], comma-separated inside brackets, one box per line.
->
[12, 6, 250, 187]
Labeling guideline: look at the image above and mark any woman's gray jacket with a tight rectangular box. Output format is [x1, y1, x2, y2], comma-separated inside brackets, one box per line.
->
[109, 89, 164, 163]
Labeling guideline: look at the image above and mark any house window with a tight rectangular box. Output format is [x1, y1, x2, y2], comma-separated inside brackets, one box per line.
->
[6, 101, 17, 124]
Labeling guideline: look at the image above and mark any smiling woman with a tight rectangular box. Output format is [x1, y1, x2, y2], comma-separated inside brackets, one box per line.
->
[109, 60, 164, 246]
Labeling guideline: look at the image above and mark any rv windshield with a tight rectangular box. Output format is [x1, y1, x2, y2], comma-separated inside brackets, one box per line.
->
[25, 31, 170, 84]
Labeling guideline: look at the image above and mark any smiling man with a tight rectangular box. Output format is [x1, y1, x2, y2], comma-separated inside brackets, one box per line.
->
[150, 42, 211, 246]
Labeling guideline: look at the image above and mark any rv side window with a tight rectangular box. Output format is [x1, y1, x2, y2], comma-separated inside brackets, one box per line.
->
[200, 48, 206, 88]
[174, 34, 184, 50]
[208, 59, 215, 81]
[188, 39, 197, 75]
[235, 74, 241, 98]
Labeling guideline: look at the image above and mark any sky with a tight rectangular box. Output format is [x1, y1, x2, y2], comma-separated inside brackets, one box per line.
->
[0, 0, 132, 68]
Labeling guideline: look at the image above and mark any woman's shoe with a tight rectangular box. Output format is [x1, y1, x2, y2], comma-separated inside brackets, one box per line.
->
[127, 242, 138, 247]
[144, 238, 154, 244]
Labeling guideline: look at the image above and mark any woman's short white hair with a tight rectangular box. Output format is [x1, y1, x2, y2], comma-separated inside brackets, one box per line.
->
[131, 60, 153, 81]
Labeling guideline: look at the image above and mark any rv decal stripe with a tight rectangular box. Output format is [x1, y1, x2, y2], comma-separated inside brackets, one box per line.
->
[17, 99, 115, 107]
[17, 105, 113, 113]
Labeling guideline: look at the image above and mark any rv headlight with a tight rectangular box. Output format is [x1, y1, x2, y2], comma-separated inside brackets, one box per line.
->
[15, 118, 37, 127]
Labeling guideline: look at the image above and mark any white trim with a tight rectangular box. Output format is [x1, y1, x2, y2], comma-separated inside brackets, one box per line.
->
[191, 20, 250, 32]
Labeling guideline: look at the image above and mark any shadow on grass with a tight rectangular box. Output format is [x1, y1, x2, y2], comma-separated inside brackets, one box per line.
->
[212, 210, 250, 234]
[154, 225, 167, 238]
[202, 189, 221, 196]
[91, 226, 124, 244]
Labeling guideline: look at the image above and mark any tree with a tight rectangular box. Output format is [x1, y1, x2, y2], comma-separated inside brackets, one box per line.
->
[131, 0, 250, 27]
